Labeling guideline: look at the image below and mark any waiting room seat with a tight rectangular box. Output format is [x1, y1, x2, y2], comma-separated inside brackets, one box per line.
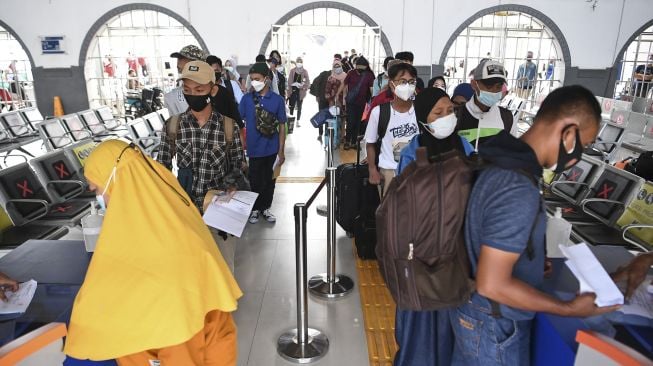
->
[0, 323, 67, 366]
[19, 108, 45, 131]
[0, 111, 37, 139]
[159, 107, 170, 122]
[95, 106, 123, 131]
[0, 206, 66, 249]
[574, 330, 653, 366]
[588, 118, 628, 162]
[0, 162, 88, 227]
[36, 119, 72, 151]
[29, 149, 93, 203]
[60, 113, 93, 142]
[143, 112, 164, 136]
[127, 117, 159, 156]
[63, 140, 98, 168]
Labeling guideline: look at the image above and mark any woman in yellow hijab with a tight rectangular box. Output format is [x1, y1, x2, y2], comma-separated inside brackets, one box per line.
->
[63, 140, 242, 365]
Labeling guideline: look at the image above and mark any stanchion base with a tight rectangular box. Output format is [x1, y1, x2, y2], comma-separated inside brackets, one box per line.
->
[316, 204, 327, 217]
[308, 273, 354, 298]
[277, 328, 329, 364]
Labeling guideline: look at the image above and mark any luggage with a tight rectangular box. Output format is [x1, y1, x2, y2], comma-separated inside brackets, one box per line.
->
[335, 138, 380, 259]
[376, 147, 474, 310]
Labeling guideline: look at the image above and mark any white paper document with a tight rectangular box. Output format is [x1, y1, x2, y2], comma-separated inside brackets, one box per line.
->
[618, 276, 653, 319]
[291, 82, 303, 88]
[559, 243, 624, 307]
[0, 279, 37, 314]
[203, 191, 259, 237]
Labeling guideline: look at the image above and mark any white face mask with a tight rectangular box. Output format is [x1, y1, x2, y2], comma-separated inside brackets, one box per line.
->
[334, 67, 343, 74]
[394, 83, 416, 101]
[224, 66, 234, 73]
[421, 113, 457, 139]
[296, 63, 303, 69]
[251, 80, 265, 92]
[96, 166, 116, 211]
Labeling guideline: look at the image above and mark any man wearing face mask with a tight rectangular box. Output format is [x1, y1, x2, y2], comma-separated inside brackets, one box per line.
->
[158, 61, 246, 273]
[205, 55, 244, 128]
[457, 59, 516, 152]
[164, 45, 207, 116]
[449, 86, 620, 366]
[364, 63, 420, 196]
[516, 51, 538, 99]
[239, 63, 287, 224]
[287, 57, 310, 123]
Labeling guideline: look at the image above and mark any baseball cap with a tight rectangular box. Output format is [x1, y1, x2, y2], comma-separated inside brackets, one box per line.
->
[178, 61, 215, 84]
[170, 45, 207, 61]
[473, 59, 507, 82]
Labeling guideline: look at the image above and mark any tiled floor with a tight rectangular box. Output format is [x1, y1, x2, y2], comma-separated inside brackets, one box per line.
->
[232, 98, 370, 366]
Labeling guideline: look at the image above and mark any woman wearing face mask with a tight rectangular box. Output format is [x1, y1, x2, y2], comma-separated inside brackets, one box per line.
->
[320, 60, 347, 142]
[427, 75, 447, 92]
[224, 58, 244, 91]
[287, 57, 310, 123]
[63, 140, 242, 366]
[392, 87, 474, 366]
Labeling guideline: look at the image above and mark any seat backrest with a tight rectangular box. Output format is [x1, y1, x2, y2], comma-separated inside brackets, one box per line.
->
[128, 118, 155, 149]
[64, 141, 98, 167]
[0, 163, 51, 224]
[0, 323, 67, 366]
[37, 119, 72, 150]
[595, 121, 626, 155]
[143, 112, 163, 133]
[0, 121, 12, 143]
[95, 106, 120, 130]
[600, 97, 615, 116]
[78, 109, 107, 136]
[574, 330, 653, 366]
[159, 107, 170, 121]
[616, 180, 653, 248]
[30, 150, 85, 201]
[19, 108, 44, 130]
[610, 109, 629, 127]
[60, 114, 91, 142]
[612, 100, 632, 112]
[584, 165, 643, 225]
[0, 111, 31, 137]
[553, 155, 603, 203]
[623, 112, 649, 141]
[631, 97, 649, 113]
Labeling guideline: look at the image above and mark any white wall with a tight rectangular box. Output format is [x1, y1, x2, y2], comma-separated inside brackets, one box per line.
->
[1, 0, 652, 69]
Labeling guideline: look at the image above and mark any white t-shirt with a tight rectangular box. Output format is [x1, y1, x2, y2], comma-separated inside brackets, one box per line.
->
[364, 104, 418, 170]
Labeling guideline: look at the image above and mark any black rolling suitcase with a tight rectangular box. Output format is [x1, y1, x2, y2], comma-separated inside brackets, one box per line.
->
[335, 139, 380, 259]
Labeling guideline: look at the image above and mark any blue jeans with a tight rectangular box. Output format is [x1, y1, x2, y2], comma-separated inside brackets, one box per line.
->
[394, 309, 453, 366]
[449, 302, 532, 366]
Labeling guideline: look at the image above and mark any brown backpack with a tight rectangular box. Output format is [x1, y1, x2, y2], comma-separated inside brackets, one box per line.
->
[164, 113, 235, 155]
[375, 147, 474, 311]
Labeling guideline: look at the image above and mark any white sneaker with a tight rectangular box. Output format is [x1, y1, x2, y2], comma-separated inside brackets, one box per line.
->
[262, 209, 276, 223]
[249, 210, 259, 224]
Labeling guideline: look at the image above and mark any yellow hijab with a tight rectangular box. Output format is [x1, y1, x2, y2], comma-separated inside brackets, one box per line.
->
[64, 140, 242, 360]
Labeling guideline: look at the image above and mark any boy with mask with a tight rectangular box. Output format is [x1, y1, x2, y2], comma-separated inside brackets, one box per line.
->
[239, 63, 287, 224]
[364, 62, 419, 195]
[449, 85, 620, 365]
[164, 45, 208, 115]
[158, 61, 246, 273]
[457, 59, 516, 151]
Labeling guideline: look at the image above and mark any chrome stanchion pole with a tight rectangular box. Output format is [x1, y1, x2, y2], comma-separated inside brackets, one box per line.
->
[309, 167, 354, 298]
[317, 125, 336, 217]
[278, 204, 329, 363]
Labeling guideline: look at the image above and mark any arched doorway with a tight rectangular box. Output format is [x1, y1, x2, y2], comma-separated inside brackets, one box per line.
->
[440, 5, 569, 107]
[81, 5, 207, 115]
[259, 2, 392, 75]
[0, 22, 36, 112]
[612, 22, 653, 100]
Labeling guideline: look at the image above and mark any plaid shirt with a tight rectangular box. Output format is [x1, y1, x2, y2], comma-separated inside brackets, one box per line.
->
[157, 109, 245, 211]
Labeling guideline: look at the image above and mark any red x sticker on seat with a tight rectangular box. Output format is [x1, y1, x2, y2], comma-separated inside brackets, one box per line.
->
[597, 183, 615, 199]
[54, 205, 71, 213]
[568, 168, 582, 182]
[562, 207, 576, 214]
[16, 180, 33, 198]
[53, 161, 70, 179]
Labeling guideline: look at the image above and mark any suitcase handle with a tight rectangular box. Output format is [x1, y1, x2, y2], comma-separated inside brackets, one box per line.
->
[356, 135, 364, 166]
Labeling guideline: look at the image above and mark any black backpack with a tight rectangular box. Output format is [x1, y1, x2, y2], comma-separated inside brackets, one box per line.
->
[309, 70, 330, 98]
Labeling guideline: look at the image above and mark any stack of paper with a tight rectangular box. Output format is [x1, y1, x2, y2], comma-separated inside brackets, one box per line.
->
[203, 191, 259, 237]
[559, 243, 624, 307]
[0, 279, 37, 314]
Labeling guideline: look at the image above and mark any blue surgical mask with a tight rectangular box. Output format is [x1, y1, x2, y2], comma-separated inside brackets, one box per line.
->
[477, 90, 503, 108]
[96, 166, 116, 211]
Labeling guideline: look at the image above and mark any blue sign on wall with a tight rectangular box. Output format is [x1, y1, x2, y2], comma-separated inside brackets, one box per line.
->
[41, 36, 65, 54]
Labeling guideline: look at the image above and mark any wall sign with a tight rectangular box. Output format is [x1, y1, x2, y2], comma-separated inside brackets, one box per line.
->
[41, 36, 65, 54]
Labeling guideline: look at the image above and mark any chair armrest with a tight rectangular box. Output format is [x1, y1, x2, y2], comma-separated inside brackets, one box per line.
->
[0, 322, 66, 365]
[622, 224, 653, 252]
[580, 198, 624, 226]
[5, 199, 49, 225]
[550, 180, 588, 196]
[575, 330, 653, 366]
[46, 180, 86, 200]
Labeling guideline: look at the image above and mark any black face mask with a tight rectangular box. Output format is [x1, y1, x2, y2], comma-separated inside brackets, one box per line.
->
[554, 127, 583, 173]
[183, 93, 211, 112]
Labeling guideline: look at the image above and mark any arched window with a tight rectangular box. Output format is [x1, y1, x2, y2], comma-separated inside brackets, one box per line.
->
[614, 25, 653, 99]
[442, 11, 565, 105]
[0, 24, 35, 111]
[84, 9, 203, 115]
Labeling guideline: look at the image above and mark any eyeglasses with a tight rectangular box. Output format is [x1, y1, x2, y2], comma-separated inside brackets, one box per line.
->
[393, 79, 417, 86]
